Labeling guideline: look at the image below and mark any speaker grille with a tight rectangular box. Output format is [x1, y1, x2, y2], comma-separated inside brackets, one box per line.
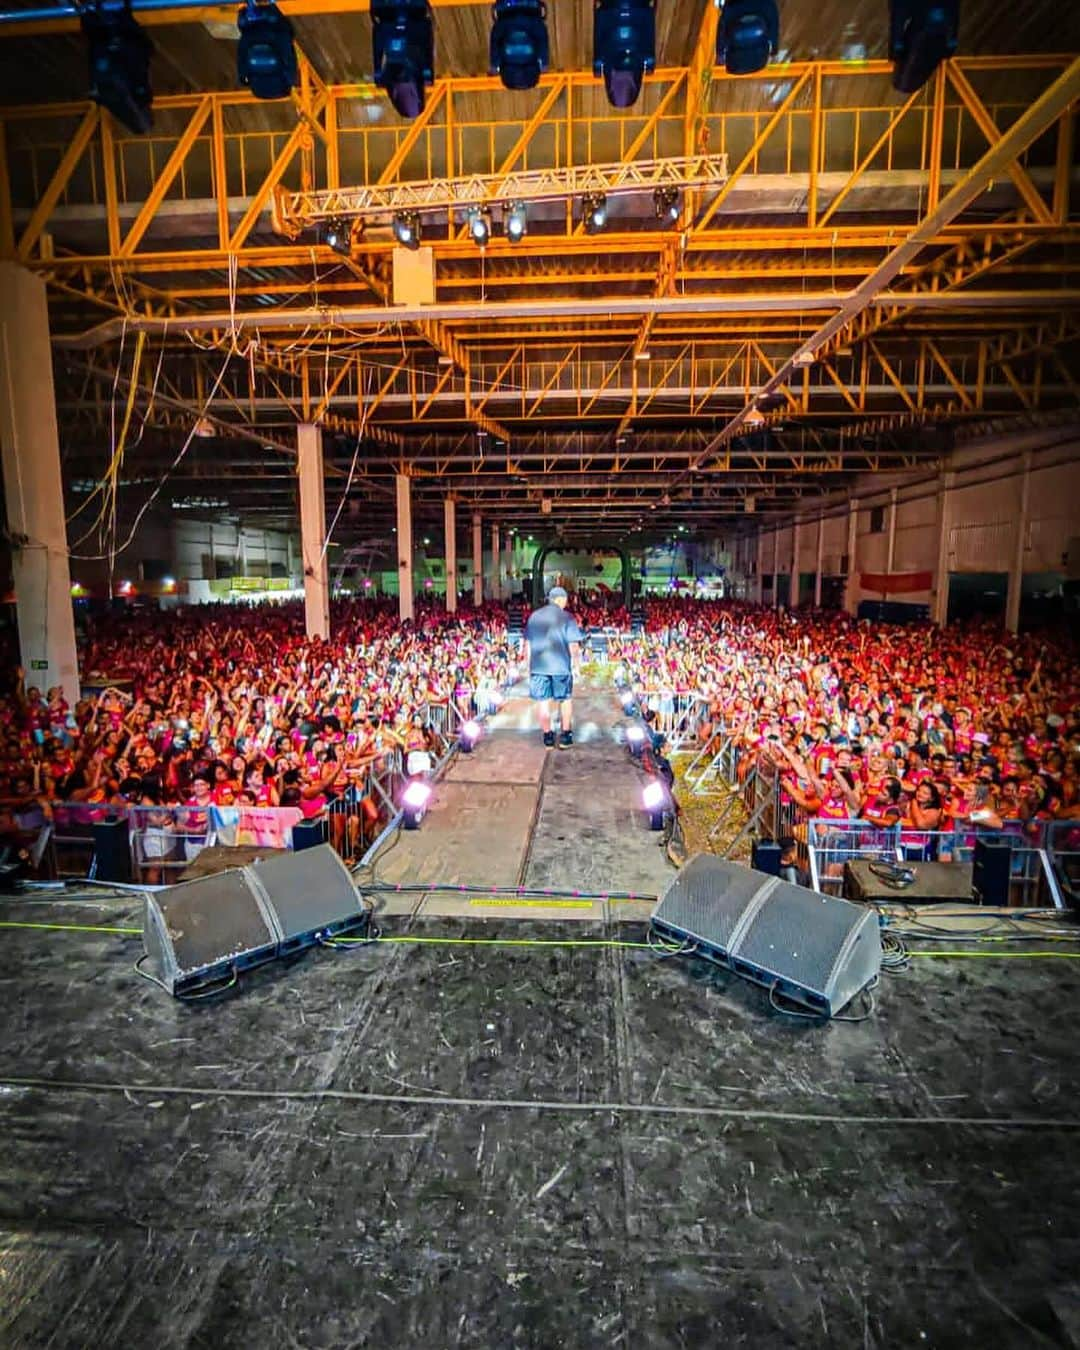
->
[652, 853, 775, 948]
[735, 888, 858, 989]
[156, 871, 275, 977]
[250, 845, 362, 940]
[651, 855, 881, 1016]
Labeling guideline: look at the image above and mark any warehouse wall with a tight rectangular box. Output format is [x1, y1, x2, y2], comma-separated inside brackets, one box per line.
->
[752, 421, 1080, 623]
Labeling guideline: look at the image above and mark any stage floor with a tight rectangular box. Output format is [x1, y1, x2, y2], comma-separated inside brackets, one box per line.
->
[1, 688, 1079, 1346]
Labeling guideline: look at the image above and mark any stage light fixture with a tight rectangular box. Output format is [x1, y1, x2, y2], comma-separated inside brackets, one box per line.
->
[626, 723, 647, 757]
[505, 201, 528, 241]
[323, 217, 352, 256]
[459, 719, 483, 752]
[392, 210, 421, 249]
[593, 0, 655, 109]
[716, 0, 779, 76]
[490, 0, 550, 91]
[467, 207, 492, 247]
[583, 192, 608, 234]
[889, 0, 959, 93]
[653, 185, 679, 223]
[401, 779, 432, 829]
[372, 0, 434, 119]
[620, 690, 636, 712]
[237, 1, 298, 101]
[81, 2, 154, 135]
[642, 778, 668, 830]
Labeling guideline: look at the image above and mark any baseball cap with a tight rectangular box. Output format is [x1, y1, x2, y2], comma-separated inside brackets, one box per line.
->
[548, 586, 568, 600]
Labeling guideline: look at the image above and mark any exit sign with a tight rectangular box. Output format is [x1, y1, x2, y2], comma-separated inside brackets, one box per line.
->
[30, 659, 48, 671]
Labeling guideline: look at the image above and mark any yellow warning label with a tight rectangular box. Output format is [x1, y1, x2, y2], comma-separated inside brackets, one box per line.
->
[467, 898, 595, 909]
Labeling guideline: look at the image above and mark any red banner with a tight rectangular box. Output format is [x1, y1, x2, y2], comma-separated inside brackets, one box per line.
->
[860, 570, 933, 595]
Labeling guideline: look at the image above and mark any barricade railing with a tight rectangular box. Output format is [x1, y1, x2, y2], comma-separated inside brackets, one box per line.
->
[806, 818, 1060, 905]
[127, 803, 311, 881]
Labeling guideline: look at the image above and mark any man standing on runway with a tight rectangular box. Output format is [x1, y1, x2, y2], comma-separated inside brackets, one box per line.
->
[522, 586, 585, 749]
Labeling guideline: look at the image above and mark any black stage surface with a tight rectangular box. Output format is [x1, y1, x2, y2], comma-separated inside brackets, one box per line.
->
[1, 891, 1080, 1348]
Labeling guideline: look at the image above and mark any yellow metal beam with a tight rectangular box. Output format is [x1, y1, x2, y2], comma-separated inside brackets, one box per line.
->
[121, 97, 213, 256]
[16, 104, 98, 261]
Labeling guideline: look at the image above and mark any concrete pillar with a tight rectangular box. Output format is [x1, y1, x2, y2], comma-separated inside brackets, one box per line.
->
[755, 529, 765, 604]
[886, 486, 898, 575]
[814, 514, 824, 608]
[504, 531, 514, 600]
[771, 528, 780, 607]
[1005, 450, 1032, 634]
[396, 473, 414, 623]
[0, 265, 80, 704]
[491, 523, 501, 601]
[443, 496, 457, 613]
[843, 500, 859, 616]
[790, 518, 801, 610]
[296, 424, 330, 640]
[932, 469, 954, 627]
[472, 511, 483, 606]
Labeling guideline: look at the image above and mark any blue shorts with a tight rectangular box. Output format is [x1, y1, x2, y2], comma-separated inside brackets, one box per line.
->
[530, 673, 573, 702]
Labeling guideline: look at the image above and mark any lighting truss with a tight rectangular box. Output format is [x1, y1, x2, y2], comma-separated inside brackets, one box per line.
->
[272, 152, 729, 237]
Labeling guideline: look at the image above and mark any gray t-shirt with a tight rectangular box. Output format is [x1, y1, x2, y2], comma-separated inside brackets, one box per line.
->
[524, 604, 585, 676]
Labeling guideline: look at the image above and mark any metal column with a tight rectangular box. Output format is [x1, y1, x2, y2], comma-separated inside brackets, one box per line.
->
[790, 518, 801, 610]
[297, 423, 330, 640]
[1005, 450, 1032, 634]
[932, 470, 955, 627]
[491, 523, 501, 601]
[444, 496, 457, 613]
[885, 486, 898, 575]
[0, 263, 80, 704]
[396, 473, 414, 623]
[843, 501, 859, 615]
[472, 511, 483, 606]
[814, 514, 824, 608]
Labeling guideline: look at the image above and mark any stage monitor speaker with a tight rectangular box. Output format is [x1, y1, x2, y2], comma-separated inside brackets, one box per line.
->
[972, 836, 1012, 906]
[291, 818, 327, 852]
[651, 853, 881, 1017]
[750, 839, 781, 877]
[142, 844, 367, 996]
[249, 845, 366, 954]
[92, 815, 131, 883]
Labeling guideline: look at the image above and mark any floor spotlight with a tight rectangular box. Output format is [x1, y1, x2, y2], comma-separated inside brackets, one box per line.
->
[323, 217, 352, 256]
[593, 0, 655, 109]
[392, 210, 421, 249]
[467, 207, 492, 247]
[889, 0, 959, 93]
[626, 723, 647, 758]
[81, 1, 153, 135]
[490, 0, 550, 91]
[459, 719, 483, 752]
[372, 0, 434, 119]
[583, 192, 608, 234]
[653, 185, 680, 223]
[716, 0, 779, 76]
[642, 778, 669, 831]
[237, 0, 298, 100]
[505, 201, 527, 241]
[401, 779, 432, 829]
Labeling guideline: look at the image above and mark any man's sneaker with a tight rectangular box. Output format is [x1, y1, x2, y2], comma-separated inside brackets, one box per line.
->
[542, 731, 556, 748]
[558, 730, 573, 749]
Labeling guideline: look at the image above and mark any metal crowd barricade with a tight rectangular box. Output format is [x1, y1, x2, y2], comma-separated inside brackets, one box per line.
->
[805, 819, 1062, 905]
[127, 803, 312, 882]
[1044, 820, 1080, 910]
[806, 820, 901, 895]
[49, 799, 110, 876]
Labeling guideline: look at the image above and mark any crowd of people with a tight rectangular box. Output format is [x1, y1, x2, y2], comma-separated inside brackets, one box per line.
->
[0, 599, 516, 870]
[2, 594, 1078, 877]
[614, 600, 1080, 847]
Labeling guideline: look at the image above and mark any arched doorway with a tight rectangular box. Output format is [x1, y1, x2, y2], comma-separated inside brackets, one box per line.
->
[530, 539, 634, 608]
